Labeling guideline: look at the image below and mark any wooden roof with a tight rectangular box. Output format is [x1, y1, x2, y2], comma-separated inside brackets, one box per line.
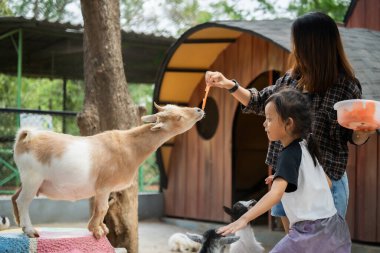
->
[344, 0, 358, 24]
[0, 17, 174, 83]
[155, 19, 380, 103]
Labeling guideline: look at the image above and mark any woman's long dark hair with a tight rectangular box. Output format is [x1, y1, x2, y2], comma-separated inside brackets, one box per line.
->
[265, 88, 321, 166]
[289, 11, 355, 93]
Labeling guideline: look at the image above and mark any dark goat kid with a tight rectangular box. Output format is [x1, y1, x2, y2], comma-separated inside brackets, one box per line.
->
[187, 229, 239, 253]
[223, 199, 264, 253]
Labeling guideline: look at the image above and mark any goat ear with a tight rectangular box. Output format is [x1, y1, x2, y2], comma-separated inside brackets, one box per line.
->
[154, 102, 164, 112]
[223, 206, 233, 216]
[150, 122, 164, 131]
[220, 235, 240, 245]
[141, 115, 157, 123]
[186, 233, 204, 244]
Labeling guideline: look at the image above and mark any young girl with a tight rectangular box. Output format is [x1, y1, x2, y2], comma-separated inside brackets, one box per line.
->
[206, 11, 374, 233]
[218, 88, 351, 252]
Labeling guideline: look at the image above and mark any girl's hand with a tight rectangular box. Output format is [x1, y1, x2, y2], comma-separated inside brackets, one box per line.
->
[217, 217, 249, 236]
[205, 71, 235, 89]
[265, 175, 274, 185]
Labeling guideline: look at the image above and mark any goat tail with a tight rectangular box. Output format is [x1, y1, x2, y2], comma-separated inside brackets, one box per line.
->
[15, 128, 33, 144]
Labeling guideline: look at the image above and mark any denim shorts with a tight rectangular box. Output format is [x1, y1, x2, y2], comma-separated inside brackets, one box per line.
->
[331, 172, 349, 218]
[271, 172, 349, 218]
[271, 201, 286, 217]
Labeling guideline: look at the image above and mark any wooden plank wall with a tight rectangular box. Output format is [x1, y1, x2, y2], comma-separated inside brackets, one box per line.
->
[347, 135, 380, 243]
[346, 0, 380, 31]
[163, 33, 289, 222]
[163, 30, 380, 243]
[338, 0, 380, 241]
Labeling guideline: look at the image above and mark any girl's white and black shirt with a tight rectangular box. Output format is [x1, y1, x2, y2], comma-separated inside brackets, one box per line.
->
[242, 72, 362, 180]
[273, 139, 337, 227]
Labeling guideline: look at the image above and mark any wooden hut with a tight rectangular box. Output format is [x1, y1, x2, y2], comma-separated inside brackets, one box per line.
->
[344, 0, 380, 31]
[343, 0, 380, 243]
[154, 19, 380, 243]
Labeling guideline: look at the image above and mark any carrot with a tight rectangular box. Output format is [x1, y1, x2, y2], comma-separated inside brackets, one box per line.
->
[338, 101, 380, 130]
[202, 85, 211, 110]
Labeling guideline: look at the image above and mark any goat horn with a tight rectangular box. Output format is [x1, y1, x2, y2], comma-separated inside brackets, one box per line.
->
[154, 102, 164, 112]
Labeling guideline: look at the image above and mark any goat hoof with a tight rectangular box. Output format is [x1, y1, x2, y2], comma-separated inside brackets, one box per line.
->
[93, 227, 105, 239]
[101, 223, 109, 235]
[23, 227, 40, 238]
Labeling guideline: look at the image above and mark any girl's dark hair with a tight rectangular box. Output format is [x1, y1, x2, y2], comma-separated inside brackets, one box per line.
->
[265, 88, 321, 166]
[289, 11, 355, 93]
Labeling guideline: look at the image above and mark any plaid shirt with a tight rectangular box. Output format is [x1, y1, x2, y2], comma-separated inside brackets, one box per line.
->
[242, 72, 362, 180]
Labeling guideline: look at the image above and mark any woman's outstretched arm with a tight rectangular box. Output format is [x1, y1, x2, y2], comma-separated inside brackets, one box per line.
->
[205, 71, 252, 106]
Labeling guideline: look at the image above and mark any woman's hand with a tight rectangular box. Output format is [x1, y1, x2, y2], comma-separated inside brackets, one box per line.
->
[352, 129, 376, 145]
[205, 71, 235, 89]
[217, 217, 249, 236]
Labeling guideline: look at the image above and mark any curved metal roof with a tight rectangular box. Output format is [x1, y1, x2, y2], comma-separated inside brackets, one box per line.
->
[0, 16, 174, 83]
[154, 19, 380, 104]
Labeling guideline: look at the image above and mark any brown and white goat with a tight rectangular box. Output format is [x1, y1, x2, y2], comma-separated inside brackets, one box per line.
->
[12, 103, 204, 239]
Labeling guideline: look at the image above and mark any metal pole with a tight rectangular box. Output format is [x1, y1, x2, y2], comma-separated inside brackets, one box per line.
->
[0, 29, 19, 40]
[63, 78, 67, 132]
[15, 29, 23, 187]
[139, 166, 144, 191]
[16, 29, 23, 128]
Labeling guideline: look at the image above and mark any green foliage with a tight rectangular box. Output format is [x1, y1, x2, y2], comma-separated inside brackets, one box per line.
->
[120, 0, 145, 28]
[139, 153, 160, 192]
[0, 74, 83, 137]
[0, 74, 17, 108]
[210, 1, 245, 20]
[8, 0, 76, 21]
[158, 0, 275, 36]
[0, 0, 13, 15]
[287, 0, 351, 22]
[0, 74, 84, 111]
[210, 0, 275, 21]
[128, 83, 154, 114]
[159, 0, 205, 35]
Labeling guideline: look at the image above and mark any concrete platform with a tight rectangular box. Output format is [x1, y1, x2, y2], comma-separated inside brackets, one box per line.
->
[0, 227, 115, 253]
[0, 193, 164, 225]
[2, 218, 380, 252]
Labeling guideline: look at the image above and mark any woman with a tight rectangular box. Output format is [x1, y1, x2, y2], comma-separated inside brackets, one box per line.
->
[205, 11, 373, 233]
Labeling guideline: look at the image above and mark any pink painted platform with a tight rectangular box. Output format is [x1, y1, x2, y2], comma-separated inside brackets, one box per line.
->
[0, 227, 115, 253]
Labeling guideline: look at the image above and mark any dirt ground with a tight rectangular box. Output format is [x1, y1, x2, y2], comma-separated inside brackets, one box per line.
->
[138, 218, 282, 253]
[35, 219, 280, 253]
[139, 219, 199, 253]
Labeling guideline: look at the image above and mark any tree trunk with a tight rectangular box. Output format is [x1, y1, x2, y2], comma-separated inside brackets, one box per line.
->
[77, 1, 139, 252]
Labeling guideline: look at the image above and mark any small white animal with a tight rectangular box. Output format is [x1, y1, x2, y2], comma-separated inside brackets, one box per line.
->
[169, 232, 201, 252]
[0, 216, 10, 230]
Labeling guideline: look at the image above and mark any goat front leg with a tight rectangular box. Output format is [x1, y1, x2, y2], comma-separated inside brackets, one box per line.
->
[16, 177, 43, 238]
[88, 191, 110, 239]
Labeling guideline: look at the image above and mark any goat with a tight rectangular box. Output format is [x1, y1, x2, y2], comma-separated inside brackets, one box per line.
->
[12, 103, 204, 239]
[169, 232, 201, 252]
[186, 229, 239, 253]
[223, 200, 264, 253]
[0, 216, 10, 231]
